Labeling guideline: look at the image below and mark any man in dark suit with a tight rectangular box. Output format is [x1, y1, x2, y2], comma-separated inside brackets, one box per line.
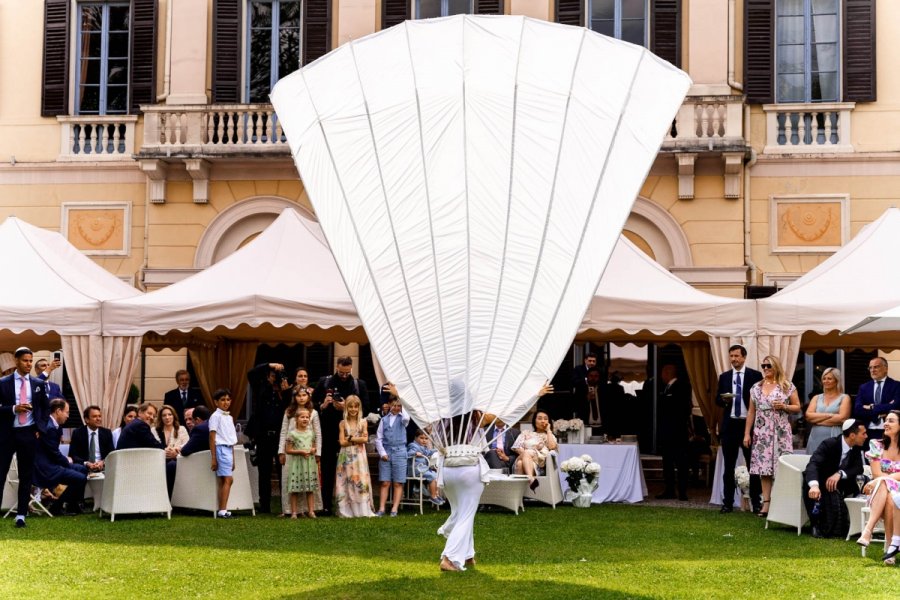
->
[803, 419, 867, 538]
[247, 362, 289, 513]
[34, 356, 63, 399]
[484, 420, 519, 471]
[656, 364, 693, 501]
[715, 344, 763, 513]
[117, 402, 176, 496]
[0, 347, 51, 528]
[853, 357, 900, 442]
[34, 399, 88, 515]
[68, 405, 114, 472]
[163, 369, 204, 424]
[570, 352, 598, 393]
[180, 406, 211, 456]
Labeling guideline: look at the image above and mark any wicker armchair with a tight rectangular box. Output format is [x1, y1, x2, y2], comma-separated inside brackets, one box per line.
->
[172, 447, 256, 517]
[523, 451, 564, 508]
[765, 453, 811, 535]
[98, 449, 171, 522]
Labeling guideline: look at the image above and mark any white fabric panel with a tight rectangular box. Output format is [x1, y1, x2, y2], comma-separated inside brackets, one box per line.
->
[271, 15, 691, 435]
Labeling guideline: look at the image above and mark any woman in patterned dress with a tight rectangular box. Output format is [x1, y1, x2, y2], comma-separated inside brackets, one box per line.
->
[743, 355, 800, 518]
[858, 410, 900, 564]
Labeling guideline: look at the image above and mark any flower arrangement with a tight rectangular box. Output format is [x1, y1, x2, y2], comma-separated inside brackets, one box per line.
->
[553, 418, 584, 435]
[560, 454, 601, 507]
[734, 466, 750, 494]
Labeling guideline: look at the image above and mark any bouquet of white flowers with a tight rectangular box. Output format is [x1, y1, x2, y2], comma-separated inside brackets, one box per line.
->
[553, 418, 584, 434]
[734, 465, 750, 493]
[560, 454, 601, 507]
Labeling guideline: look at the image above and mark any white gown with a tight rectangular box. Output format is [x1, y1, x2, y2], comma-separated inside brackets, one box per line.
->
[436, 446, 490, 570]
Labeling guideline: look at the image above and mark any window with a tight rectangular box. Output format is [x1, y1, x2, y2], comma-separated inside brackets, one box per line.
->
[588, 0, 647, 47]
[75, 2, 130, 115]
[776, 0, 839, 103]
[246, 0, 301, 103]
[417, 0, 472, 19]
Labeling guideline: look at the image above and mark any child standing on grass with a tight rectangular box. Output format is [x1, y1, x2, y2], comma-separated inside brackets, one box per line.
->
[408, 429, 444, 506]
[375, 392, 409, 516]
[285, 408, 318, 519]
[209, 388, 238, 519]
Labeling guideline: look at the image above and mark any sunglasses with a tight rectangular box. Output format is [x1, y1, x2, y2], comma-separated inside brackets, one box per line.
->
[760, 363, 773, 369]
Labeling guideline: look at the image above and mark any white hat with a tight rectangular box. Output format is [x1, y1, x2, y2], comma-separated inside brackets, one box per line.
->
[842, 418, 860, 433]
[0, 353, 14, 372]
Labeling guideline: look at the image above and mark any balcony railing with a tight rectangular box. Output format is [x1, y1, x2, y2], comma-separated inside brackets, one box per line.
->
[661, 95, 745, 152]
[140, 104, 290, 156]
[762, 103, 854, 154]
[57, 115, 138, 161]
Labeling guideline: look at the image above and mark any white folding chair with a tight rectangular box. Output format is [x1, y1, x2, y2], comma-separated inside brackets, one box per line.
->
[2, 455, 53, 519]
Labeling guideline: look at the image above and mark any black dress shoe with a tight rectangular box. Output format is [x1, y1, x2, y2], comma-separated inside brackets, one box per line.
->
[14, 519, 25, 528]
[811, 527, 823, 539]
[655, 492, 677, 500]
[720, 505, 733, 514]
[882, 545, 900, 562]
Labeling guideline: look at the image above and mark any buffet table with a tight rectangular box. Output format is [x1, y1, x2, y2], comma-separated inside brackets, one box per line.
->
[557, 442, 646, 504]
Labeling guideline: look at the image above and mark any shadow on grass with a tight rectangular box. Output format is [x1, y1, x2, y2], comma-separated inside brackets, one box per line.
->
[273, 573, 657, 600]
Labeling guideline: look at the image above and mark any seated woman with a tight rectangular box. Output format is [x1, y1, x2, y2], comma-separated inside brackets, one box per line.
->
[112, 404, 138, 449]
[512, 410, 558, 490]
[859, 410, 900, 565]
[153, 404, 188, 453]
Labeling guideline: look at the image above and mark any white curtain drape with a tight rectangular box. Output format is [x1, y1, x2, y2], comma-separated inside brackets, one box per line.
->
[61, 335, 143, 430]
[708, 334, 802, 383]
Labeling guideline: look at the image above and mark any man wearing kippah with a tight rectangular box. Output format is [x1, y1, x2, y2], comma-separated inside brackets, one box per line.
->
[802, 419, 868, 538]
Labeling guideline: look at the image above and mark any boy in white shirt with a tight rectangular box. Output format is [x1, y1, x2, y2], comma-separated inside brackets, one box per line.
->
[209, 388, 238, 518]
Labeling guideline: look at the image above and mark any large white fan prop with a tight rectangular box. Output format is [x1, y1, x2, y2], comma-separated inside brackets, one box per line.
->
[272, 15, 690, 448]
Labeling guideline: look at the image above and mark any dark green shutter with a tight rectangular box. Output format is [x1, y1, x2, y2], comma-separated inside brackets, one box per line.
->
[475, 0, 503, 14]
[650, 0, 680, 67]
[303, 0, 331, 65]
[130, 0, 158, 113]
[843, 0, 876, 102]
[555, 0, 584, 26]
[41, 0, 70, 116]
[744, 0, 774, 104]
[213, 0, 241, 103]
[381, 0, 409, 29]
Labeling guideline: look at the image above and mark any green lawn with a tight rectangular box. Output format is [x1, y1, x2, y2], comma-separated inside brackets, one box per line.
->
[0, 503, 895, 599]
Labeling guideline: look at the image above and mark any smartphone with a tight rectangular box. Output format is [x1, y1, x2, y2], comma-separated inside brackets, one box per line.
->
[53, 351, 61, 361]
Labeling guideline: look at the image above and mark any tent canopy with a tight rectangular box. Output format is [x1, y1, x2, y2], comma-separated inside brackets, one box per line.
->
[579, 236, 755, 343]
[0, 216, 140, 348]
[102, 209, 365, 344]
[758, 208, 900, 350]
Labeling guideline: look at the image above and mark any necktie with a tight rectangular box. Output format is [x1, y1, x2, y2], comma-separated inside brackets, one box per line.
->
[89, 431, 97, 462]
[875, 380, 883, 404]
[17, 376, 27, 425]
[182, 390, 187, 404]
[734, 372, 742, 417]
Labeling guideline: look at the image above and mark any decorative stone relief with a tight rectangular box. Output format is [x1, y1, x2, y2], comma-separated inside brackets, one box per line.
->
[61, 201, 131, 255]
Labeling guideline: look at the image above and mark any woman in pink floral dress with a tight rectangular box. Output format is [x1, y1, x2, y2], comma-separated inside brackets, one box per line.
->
[743, 355, 800, 517]
[858, 410, 900, 565]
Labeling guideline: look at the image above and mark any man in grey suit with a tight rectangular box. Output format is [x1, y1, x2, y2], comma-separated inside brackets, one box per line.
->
[484, 420, 519, 471]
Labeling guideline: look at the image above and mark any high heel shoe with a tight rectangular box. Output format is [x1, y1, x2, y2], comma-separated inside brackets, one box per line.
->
[857, 528, 873, 548]
[882, 545, 899, 562]
[758, 499, 770, 518]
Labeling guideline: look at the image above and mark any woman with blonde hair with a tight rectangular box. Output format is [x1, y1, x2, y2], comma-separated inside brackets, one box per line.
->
[805, 367, 851, 454]
[334, 395, 375, 517]
[743, 355, 800, 518]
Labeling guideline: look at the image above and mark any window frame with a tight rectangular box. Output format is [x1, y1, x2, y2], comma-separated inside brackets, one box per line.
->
[775, 0, 841, 104]
[585, 0, 649, 47]
[414, 0, 474, 20]
[73, 0, 131, 115]
[244, 0, 303, 104]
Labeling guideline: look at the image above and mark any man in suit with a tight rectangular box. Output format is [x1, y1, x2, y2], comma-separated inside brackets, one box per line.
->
[34, 399, 88, 515]
[68, 405, 114, 472]
[117, 402, 177, 496]
[180, 405, 211, 456]
[247, 362, 289, 513]
[0, 347, 51, 528]
[483, 419, 519, 471]
[656, 364, 693, 501]
[34, 356, 63, 399]
[803, 419, 867, 538]
[715, 344, 763, 514]
[163, 369, 204, 424]
[570, 352, 598, 393]
[853, 357, 900, 442]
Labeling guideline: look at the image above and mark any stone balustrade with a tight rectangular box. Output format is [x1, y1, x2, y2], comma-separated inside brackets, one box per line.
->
[762, 103, 854, 154]
[662, 95, 745, 152]
[57, 115, 137, 160]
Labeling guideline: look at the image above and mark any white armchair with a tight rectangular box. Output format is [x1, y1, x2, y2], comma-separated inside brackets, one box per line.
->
[98, 449, 171, 522]
[523, 451, 564, 508]
[765, 453, 811, 535]
[172, 447, 256, 517]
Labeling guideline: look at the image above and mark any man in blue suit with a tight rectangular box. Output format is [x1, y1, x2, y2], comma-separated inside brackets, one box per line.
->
[34, 399, 88, 515]
[853, 357, 900, 442]
[180, 406, 211, 456]
[117, 402, 176, 496]
[0, 347, 51, 528]
[715, 344, 763, 514]
[34, 356, 63, 399]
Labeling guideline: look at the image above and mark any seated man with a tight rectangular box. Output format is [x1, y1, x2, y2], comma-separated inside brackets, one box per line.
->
[69, 405, 114, 472]
[802, 419, 868, 538]
[180, 406, 211, 456]
[483, 419, 519, 472]
[183, 407, 195, 433]
[117, 402, 177, 497]
[34, 399, 87, 515]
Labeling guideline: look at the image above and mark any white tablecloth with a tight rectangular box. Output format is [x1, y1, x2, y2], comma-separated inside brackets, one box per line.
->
[557, 443, 646, 504]
[709, 446, 744, 506]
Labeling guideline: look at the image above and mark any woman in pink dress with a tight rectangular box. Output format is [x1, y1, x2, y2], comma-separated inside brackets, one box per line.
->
[858, 410, 900, 565]
[743, 355, 800, 518]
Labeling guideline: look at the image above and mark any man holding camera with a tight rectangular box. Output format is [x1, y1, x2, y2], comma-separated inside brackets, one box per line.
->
[313, 356, 370, 515]
[247, 362, 290, 513]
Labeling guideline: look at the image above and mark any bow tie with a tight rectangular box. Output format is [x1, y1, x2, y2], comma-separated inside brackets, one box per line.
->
[220, 411, 230, 416]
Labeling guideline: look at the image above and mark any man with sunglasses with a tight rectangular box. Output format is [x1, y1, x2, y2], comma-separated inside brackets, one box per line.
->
[715, 344, 762, 513]
[853, 357, 900, 442]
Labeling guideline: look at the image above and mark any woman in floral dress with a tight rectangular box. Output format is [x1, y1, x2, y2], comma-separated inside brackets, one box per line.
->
[743, 355, 800, 517]
[334, 395, 375, 517]
[858, 410, 900, 565]
[512, 410, 559, 490]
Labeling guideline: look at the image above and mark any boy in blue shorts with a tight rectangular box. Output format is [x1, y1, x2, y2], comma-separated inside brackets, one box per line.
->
[375, 394, 409, 516]
[209, 388, 238, 518]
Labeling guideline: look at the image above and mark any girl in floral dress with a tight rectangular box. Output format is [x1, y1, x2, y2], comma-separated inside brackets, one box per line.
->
[334, 395, 375, 518]
[743, 355, 800, 518]
[285, 408, 318, 519]
[858, 410, 900, 565]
